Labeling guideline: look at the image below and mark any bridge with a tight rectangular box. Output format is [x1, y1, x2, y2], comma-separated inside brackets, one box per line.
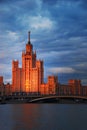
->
[29, 95, 87, 103]
[0, 95, 87, 104]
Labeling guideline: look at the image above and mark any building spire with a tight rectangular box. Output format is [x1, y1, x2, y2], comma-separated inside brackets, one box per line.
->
[28, 31, 31, 44]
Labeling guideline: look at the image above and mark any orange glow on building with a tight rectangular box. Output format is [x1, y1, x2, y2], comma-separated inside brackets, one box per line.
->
[48, 76, 58, 94]
[12, 32, 44, 93]
[68, 79, 81, 96]
[0, 31, 86, 96]
[40, 76, 58, 95]
[0, 76, 3, 85]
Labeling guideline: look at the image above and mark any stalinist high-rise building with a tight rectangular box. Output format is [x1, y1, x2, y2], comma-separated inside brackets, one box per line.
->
[12, 32, 44, 93]
[1, 32, 83, 96]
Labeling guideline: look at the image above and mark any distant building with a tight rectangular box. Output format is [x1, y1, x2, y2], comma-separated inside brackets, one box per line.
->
[40, 75, 58, 95]
[68, 79, 81, 96]
[0, 76, 4, 95]
[59, 84, 69, 96]
[5, 83, 12, 96]
[0, 76, 12, 96]
[47, 76, 58, 95]
[0, 76, 3, 85]
[40, 83, 48, 95]
[81, 85, 87, 96]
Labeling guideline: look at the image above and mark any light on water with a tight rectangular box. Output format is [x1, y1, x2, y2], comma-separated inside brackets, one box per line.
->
[0, 104, 87, 130]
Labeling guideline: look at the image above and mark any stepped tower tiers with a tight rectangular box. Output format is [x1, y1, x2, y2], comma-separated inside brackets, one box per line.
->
[12, 32, 44, 93]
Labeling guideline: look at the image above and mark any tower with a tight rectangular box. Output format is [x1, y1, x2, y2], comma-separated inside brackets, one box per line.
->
[12, 32, 44, 93]
[22, 32, 34, 92]
[12, 60, 22, 92]
[22, 32, 44, 93]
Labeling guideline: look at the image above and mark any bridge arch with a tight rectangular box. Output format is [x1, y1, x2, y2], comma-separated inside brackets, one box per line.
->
[29, 95, 87, 103]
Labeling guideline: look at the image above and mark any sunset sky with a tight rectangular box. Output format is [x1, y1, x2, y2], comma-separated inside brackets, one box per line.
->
[0, 0, 87, 85]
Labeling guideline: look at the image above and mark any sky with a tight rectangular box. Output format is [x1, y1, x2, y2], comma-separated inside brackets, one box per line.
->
[0, 0, 87, 85]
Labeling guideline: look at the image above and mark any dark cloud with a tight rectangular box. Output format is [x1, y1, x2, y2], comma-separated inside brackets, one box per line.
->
[42, 0, 58, 5]
[79, 0, 87, 9]
[0, 0, 87, 85]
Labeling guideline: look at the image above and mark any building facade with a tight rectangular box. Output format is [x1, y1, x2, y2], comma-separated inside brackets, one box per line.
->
[40, 76, 58, 95]
[11, 32, 87, 96]
[12, 32, 44, 93]
[68, 79, 81, 96]
[0, 32, 86, 96]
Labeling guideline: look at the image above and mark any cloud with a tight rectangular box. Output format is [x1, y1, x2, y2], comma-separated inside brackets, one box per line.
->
[37, 50, 71, 59]
[48, 67, 75, 74]
[0, 30, 19, 42]
[6, 31, 19, 41]
[0, 31, 22, 59]
[75, 63, 87, 67]
[17, 15, 55, 33]
[0, 63, 11, 73]
[82, 79, 87, 85]
[30, 15, 53, 30]
[0, 0, 87, 85]
[5, 78, 12, 84]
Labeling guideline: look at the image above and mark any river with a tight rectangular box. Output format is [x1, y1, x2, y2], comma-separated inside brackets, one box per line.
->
[0, 104, 87, 130]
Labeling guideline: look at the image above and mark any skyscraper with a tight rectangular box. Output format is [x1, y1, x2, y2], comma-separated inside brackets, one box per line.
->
[1, 32, 84, 96]
[12, 32, 44, 93]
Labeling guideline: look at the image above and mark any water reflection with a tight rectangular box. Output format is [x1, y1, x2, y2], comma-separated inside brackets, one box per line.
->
[0, 104, 87, 130]
[12, 104, 43, 130]
[12, 104, 59, 130]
